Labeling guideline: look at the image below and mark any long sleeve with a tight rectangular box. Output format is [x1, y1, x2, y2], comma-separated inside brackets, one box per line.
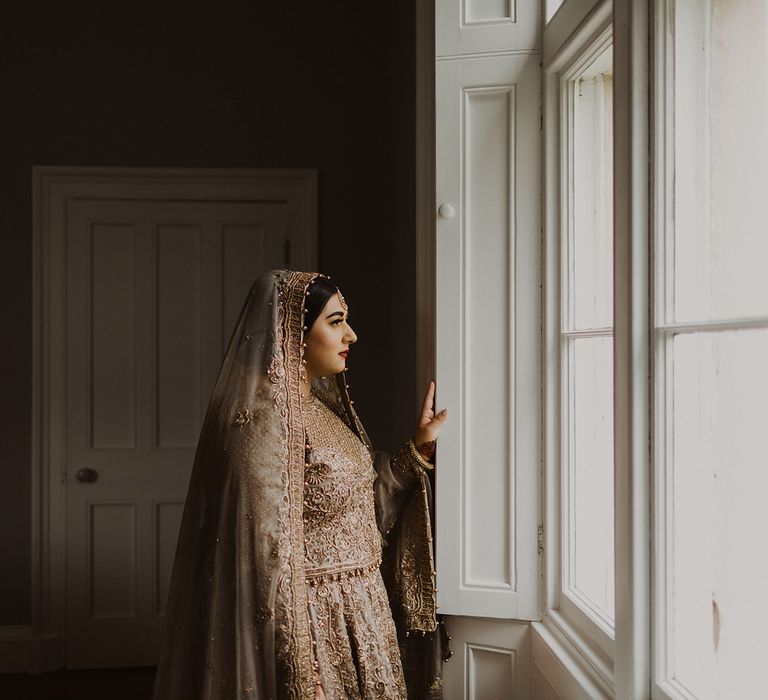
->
[371, 439, 437, 631]
[393, 438, 435, 479]
[371, 439, 433, 538]
[376, 447, 441, 697]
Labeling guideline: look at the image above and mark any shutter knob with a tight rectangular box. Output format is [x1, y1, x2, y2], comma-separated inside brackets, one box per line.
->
[437, 203, 455, 220]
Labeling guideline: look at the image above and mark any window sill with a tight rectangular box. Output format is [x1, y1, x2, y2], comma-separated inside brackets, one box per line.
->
[533, 610, 615, 698]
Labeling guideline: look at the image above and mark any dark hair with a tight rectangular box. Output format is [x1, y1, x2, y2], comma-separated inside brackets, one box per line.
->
[304, 276, 340, 331]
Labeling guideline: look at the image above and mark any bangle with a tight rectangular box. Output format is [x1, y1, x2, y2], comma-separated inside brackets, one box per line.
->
[408, 438, 434, 470]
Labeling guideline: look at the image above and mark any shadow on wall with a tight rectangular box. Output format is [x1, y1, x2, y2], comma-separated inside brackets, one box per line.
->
[0, 0, 417, 628]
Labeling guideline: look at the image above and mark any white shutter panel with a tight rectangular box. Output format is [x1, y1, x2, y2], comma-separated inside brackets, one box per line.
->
[436, 0, 541, 57]
[435, 52, 541, 620]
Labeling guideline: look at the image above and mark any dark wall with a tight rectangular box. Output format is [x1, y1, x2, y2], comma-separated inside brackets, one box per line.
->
[0, 1, 416, 625]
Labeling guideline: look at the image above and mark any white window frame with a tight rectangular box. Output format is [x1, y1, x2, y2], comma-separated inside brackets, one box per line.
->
[612, 0, 652, 696]
[541, 0, 652, 697]
[651, 2, 688, 697]
[650, 1, 768, 697]
[542, 0, 615, 692]
[557, 27, 615, 657]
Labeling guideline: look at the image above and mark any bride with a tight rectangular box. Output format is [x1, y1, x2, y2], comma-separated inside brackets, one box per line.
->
[152, 270, 448, 699]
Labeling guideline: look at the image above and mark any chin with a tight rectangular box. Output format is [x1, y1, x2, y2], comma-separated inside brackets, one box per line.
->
[321, 364, 344, 377]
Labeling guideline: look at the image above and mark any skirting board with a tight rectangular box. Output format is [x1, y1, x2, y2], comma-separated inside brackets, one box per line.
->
[0, 627, 62, 674]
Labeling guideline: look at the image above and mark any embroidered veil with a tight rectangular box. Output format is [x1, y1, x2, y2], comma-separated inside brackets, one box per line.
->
[152, 270, 443, 699]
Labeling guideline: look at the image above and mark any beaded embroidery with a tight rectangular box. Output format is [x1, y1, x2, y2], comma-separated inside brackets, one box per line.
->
[302, 392, 381, 580]
[300, 390, 409, 698]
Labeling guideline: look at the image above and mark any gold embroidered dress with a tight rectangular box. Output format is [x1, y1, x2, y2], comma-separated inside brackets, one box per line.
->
[302, 391, 431, 698]
[152, 270, 442, 700]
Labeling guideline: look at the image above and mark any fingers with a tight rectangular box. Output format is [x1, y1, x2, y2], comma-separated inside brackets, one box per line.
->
[420, 380, 435, 417]
[415, 408, 449, 448]
[432, 408, 448, 424]
[424, 408, 448, 429]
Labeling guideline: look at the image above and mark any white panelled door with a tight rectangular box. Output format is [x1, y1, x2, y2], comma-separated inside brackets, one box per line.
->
[61, 189, 312, 668]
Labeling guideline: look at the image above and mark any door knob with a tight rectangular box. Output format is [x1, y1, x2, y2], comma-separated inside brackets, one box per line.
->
[76, 467, 99, 483]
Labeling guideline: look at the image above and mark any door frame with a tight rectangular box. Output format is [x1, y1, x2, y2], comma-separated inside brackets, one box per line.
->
[415, 0, 436, 408]
[31, 166, 317, 668]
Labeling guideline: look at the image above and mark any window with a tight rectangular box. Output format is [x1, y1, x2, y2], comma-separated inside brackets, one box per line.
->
[562, 41, 614, 635]
[653, 1, 768, 697]
[532, 0, 766, 695]
[542, 3, 616, 683]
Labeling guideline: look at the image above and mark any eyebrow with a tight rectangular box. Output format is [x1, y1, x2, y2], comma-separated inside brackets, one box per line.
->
[325, 310, 348, 320]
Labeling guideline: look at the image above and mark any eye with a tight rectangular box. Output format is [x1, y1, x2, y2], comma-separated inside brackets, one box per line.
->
[332, 319, 344, 325]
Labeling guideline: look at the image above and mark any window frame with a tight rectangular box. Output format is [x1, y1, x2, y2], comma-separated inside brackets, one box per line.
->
[544, 0, 767, 697]
[651, 1, 768, 697]
[611, 0, 652, 696]
[559, 28, 616, 651]
[651, 2, 680, 697]
[542, 0, 621, 695]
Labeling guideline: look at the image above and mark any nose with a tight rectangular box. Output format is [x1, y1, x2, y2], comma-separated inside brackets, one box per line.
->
[345, 324, 358, 345]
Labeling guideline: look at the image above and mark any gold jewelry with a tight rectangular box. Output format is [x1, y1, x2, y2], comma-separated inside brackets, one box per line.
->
[416, 439, 437, 460]
[337, 288, 348, 313]
[407, 438, 434, 470]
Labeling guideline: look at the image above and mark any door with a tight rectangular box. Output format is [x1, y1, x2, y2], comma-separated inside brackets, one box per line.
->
[61, 193, 310, 667]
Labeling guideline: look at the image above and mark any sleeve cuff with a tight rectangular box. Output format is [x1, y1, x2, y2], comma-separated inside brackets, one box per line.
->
[391, 439, 435, 484]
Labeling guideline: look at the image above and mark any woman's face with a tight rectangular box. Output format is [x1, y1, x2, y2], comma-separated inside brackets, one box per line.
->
[304, 292, 357, 379]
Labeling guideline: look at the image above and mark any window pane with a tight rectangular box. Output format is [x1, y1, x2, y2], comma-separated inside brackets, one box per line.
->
[565, 336, 615, 626]
[572, 48, 613, 331]
[561, 38, 615, 637]
[669, 329, 768, 697]
[673, 0, 768, 323]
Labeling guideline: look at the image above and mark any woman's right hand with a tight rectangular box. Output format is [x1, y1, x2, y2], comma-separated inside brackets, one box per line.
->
[413, 379, 448, 461]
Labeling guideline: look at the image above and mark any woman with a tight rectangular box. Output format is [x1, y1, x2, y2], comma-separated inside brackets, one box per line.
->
[153, 270, 448, 700]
